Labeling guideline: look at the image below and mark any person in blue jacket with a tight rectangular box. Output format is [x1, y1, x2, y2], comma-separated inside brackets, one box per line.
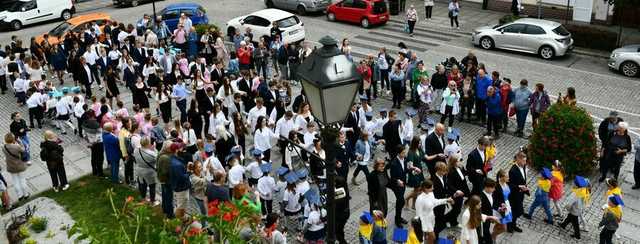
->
[169, 142, 191, 219]
[485, 86, 503, 138]
[475, 69, 493, 124]
[102, 122, 121, 183]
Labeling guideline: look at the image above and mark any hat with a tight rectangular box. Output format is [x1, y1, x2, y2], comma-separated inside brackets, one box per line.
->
[609, 111, 619, 117]
[284, 172, 299, 184]
[541, 167, 552, 179]
[420, 118, 435, 130]
[359, 94, 369, 101]
[405, 108, 417, 117]
[609, 194, 624, 206]
[303, 189, 321, 205]
[447, 132, 458, 141]
[230, 146, 242, 154]
[276, 166, 289, 176]
[260, 163, 272, 173]
[574, 176, 588, 188]
[360, 211, 373, 224]
[49, 91, 63, 98]
[169, 142, 185, 152]
[61, 87, 70, 94]
[379, 108, 388, 114]
[296, 168, 309, 179]
[252, 148, 263, 157]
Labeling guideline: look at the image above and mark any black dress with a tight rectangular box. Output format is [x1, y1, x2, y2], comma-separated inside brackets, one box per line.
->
[105, 74, 120, 98]
[187, 109, 203, 139]
[157, 91, 172, 123]
[132, 84, 150, 109]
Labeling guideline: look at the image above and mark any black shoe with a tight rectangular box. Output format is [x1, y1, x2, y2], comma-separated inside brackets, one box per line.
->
[400, 218, 408, 224]
[513, 226, 523, 232]
[632, 185, 640, 190]
[507, 227, 514, 233]
[523, 213, 531, 219]
[29, 125, 35, 129]
[598, 176, 606, 182]
[570, 234, 581, 239]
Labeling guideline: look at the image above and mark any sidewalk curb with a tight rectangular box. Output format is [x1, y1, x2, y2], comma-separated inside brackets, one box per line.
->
[572, 48, 610, 59]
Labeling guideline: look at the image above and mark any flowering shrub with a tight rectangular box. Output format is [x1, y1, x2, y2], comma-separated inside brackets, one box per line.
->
[528, 102, 598, 176]
[205, 198, 262, 243]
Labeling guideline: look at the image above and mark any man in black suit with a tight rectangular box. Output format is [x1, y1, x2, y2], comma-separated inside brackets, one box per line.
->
[260, 82, 278, 115]
[236, 71, 255, 112]
[343, 103, 361, 149]
[291, 89, 307, 113]
[77, 57, 94, 98]
[467, 136, 490, 195]
[508, 150, 529, 233]
[446, 158, 470, 226]
[335, 132, 354, 181]
[210, 61, 225, 91]
[480, 178, 498, 244]
[130, 41, 147, 73]
[383, 110, 402, 159]
[432, 161, 450, 238]
[388, 145, 409, 227]
[424, 123, 447, 177]
[199, 87, 216, 134]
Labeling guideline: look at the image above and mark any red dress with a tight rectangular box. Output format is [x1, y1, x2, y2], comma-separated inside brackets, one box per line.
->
[549, 173, 564, 201]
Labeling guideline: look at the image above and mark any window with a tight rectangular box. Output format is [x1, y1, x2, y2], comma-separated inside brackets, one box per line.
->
[552, 25, 570, 36]
[341, 0, 355, 7]
[524, 25, 546, 35]
[243, 16, 270, 27]
[277, 16, 300, 28]
[162, 9, 180, 20]
[353, 0, 367, 9]
[22, 0, 37, 11]
[372, 1, 387, 14]
[94, 19, 105, 26]
[49, 22, 71, 36]
[501, 24, 525, 33]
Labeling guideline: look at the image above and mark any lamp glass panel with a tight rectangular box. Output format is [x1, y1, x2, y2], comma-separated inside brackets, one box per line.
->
[300, 79, 325, 123]
[321, 81, 360, 124]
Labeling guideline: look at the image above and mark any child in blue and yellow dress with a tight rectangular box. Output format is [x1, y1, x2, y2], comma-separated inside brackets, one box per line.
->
[525, 167, 554, 224]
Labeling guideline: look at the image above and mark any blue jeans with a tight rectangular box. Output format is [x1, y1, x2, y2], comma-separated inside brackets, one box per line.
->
[19, 136, 30, 162]
[515, 109, 529, 131]
[528, 189, 553, 223]
[161, 184, 175, 218]
[109, 160, 119, 183]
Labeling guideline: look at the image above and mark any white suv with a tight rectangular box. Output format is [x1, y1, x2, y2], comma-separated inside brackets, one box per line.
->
[226, 9, 305, 45]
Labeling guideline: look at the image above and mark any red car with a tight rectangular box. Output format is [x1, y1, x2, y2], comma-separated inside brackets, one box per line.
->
[326, 0, 389, 28]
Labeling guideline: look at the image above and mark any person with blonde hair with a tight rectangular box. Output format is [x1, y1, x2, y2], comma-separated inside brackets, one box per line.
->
[40, 130, 69, 192]
[133, 136, 158, 205]
[3, 132, 29, 201]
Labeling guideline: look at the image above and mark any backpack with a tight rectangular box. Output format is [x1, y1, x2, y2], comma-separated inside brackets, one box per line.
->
[124, 134, 135, 156]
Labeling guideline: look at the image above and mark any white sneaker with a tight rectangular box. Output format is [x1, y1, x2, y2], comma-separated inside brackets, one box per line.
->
[53, 187, 59, 192]
[153, 200, 160, 206]
[26, 161, 32, 166]
[62, 184, 70, 191]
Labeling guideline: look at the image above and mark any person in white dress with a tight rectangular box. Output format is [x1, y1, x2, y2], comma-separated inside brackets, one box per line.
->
[415, 179, 453, 243]
[459, 195, 499, 244]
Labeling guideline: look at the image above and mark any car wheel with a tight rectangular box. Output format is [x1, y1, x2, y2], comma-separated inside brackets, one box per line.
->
[361, 18, 370, 28]
[61, 10, 72, 20]
[11, 20, 21, 31]
[480, 37, 493, 50]
[266, 0, 274, 8]
[327, 12, 336, 21]
[539, 45, 555, 60]
[620, 61, 639, 77]
[297, 5, 307, 15]
[131, 0, 139, 7]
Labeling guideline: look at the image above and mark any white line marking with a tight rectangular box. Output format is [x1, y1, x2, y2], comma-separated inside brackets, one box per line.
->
[548, 95, 640, 118]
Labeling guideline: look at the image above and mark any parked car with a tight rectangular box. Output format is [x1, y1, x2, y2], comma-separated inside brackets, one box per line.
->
[471, 18, 573, 60]
[609, 44, 640, 77]
[0, 0, 75, 30]
[113, 0, 160, 8]
[326, 0, 389, 28]
[226, 9, 305, 44]
[35, 13, 111, 45]
[265, 0, 331, 15]
[156, 3, 208, 31]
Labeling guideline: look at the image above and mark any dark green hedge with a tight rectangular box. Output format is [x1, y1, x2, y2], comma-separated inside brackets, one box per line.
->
[565, 24, 617, 51]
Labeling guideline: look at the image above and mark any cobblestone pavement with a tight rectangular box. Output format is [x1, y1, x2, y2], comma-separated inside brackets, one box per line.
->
[0, 0, 638, 243]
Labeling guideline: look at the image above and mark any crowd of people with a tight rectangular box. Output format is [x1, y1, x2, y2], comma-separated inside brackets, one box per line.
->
[0, 8, 636, 244]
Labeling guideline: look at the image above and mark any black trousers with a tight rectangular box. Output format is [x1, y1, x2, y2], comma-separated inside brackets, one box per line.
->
[279, 139, 288, 166]
[47, 162, 68, 188]
[425, 6, 433, 18]
[487, 114, 501, 136]
[447, 196, 464, 226]
[450, 15, 459, 27]
[260, 197, 273, 216]
[560, 213, 580, 238]
[634, 160, 640, 186]
[475, 98, 486, 122]
[408, 20, 416, 34]
[380, 69, 390, 90]
[392, 186, 405, 224]
[0, 75, 6, 93]
[124, 157, 134, 184]
[336, 217, 349, 244]
[28, 106, 43, 127]
[91, 142, 104, 176]
[77, 116, 85, 137]
[600, 228, 616, 244]
[460, 98, 474, 120]
[391, 82, 403, 106]
[89, 64, 101, 85]
[440, 105, 455, 127]
[352, 164, 369, 180]
[202, 113, 210, 137]
[138, 179, 156, 202]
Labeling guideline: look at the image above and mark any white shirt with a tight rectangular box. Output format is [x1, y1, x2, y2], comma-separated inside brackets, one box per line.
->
[361, 142, 371, 164]
[478, 147, 486, 163]
[208, 111, 229, 137]
[245, 161, 263, 179]
[275, 117, 296, 137]
[74, 101, 85, 118]
[518, 165, 526, 180]
[182, 129, 197, 146]
[460, 208, 486, 244]
[202, 156, 224, 181]
[416, 192, 449, 232]
[55, 98, 71, 115]
[13, 78, 29, 93]
[84, 64, 93, 83]
[296, 180, 311, 196]
[253, 127, 277, 151]
[83, 51, 98, 65]
[257, 176, 276, 200]
[483, 191, 494, 208]
[402, 118, 414, 142]
[26, 92, 44, 108]
[108, 50, 122, 61]
[374, 117, 388, 137]
[283, 189, 302, 212]
[248, 106, 267, 131]
[228, 164, 245, 188]
[444, 142, 461, 160]
[142, 64, 157, 78]
[307, 209, 327, 231]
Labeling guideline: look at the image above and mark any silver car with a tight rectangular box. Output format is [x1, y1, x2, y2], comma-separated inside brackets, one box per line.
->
[265, 0, 331, 15]
[608, 44, 640, 77]
[471, 18, 573, 60]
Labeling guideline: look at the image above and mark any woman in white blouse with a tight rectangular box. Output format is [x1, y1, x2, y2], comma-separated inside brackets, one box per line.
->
[253, 116, 278, 162]
[216, 77, 236, 112]
[207, 103, 229, 137]
[295, 102, 315, 135]
[415, 179, 453, 243]
[182, 122, 197, 154]
[460, 195, 498, 244]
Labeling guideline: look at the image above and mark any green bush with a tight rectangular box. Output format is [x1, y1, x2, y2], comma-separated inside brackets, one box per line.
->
[528, 102, 598, 176]
[499, 15, 522, 25]
[28, 216, 48, 233]
[195, 24, 219, 36]
[565, 24, 617, 51]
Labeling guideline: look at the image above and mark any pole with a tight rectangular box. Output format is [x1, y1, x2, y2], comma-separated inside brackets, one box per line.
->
[537, 0, 542, 19]
[321, 126, 339, 244]
[565, 0, 570, 24]
[152, 0, 157, 21]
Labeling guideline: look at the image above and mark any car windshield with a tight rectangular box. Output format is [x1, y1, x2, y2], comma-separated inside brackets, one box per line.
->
[6, 0, 25, 12]
[552, 25, 570, 36]
[0, 0, 19, 12]
[372, 1, 387, 14]
[49, 22, 71, 37]
[277, 16, 299, 28]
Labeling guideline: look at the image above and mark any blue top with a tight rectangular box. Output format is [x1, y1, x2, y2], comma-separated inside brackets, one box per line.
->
[171, 83, 191, 101]
[486, 92, 503, 116]
[102, 132, 121, 162]
[169, 156, 191, 192]
[475, 75, 493, 100]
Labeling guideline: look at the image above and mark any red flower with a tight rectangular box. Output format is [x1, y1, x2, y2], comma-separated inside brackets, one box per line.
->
[187, 227, 202, 237]
[231, 209, 240, 218]
[126, 196, 134, 203]
[223, 212, 233, 222]
[175, 226, 182, 234]
[208, 202, 220, 216]
[242, 200, 248, 206]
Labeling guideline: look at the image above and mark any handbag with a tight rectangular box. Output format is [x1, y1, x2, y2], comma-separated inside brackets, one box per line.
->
[508, 104, 516, 117]
[404, 23, 410, 33]
[448, 11, 454, 18]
